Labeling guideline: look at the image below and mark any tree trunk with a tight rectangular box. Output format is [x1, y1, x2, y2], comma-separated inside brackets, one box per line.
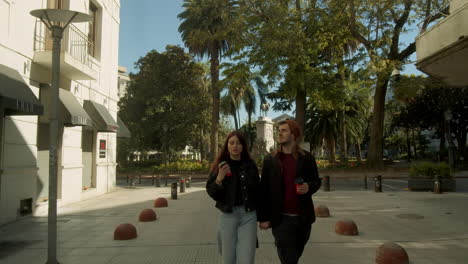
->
[340, 110, 348, 163]
[233, 112, 239, 130]
[326, 136, 336, 163]
[295, 87, 306, 142]
[412, 128, 417, 160]
[200, 128, 206, 161]
[210, 51, 220, 161]
[406, 127, 412, 162]
[456, 129, 467, 166]
[439, 128, 446, 162]
[367, 73, 389, 169]
[355, 143, 362, 162]
[248, 113, 253, 151]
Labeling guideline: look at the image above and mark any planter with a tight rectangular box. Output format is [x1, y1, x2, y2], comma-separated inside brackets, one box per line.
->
[408, 179, 456, 191]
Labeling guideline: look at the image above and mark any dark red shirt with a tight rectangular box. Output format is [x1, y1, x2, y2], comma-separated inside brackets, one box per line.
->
[279, 153, 299, 214]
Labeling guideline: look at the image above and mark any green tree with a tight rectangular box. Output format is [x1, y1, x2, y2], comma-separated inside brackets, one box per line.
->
[221, 61, 267, 145]
[118, 46, 210, 161]
[396, 84, 468, 165]
[178, 0, 240, 160]
[347, 0, 449, 168]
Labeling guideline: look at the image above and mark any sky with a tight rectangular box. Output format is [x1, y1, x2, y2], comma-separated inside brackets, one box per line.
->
[118, 0, 424, 126]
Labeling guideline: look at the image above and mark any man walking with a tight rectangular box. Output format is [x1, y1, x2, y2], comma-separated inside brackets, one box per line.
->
[258, 119, 321, 264]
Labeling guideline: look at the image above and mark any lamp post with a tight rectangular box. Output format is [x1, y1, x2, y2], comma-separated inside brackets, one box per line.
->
[444, 109, 455, 169]
[30, 9, 91, 264]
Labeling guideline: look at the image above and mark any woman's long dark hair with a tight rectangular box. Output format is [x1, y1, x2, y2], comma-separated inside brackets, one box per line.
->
[210, 131, 252, 174]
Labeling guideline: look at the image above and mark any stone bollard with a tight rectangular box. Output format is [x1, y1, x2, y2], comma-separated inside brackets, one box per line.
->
[114, 223, 137, 240]
[364, 175, 368, 189]
[154, 197, 168, 208]
[434, 175, 442, 194]
[155, 175, 161, 187]
[322, 175, 330, 192]
[171, 182, 178, 200]
[179, 177, 186, 193]
[139, 209, 157, 222]
[376, 242, 409, 264]
[335, 219, 359, 236]
[374, 175, 382, 192]
[315, 205, 330, 217]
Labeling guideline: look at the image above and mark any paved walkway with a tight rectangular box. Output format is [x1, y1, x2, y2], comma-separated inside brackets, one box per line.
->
[1, 180, 468, 263]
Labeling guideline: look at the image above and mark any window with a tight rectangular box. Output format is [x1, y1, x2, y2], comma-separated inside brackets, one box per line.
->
[88, 2, 97, 57]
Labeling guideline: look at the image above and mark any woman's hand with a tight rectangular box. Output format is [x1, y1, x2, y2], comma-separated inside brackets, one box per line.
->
[259, 221, 271, 230]
[216, 162, 230, 184]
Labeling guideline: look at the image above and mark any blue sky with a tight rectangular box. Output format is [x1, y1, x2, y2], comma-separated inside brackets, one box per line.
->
[118, 0, 424, 125]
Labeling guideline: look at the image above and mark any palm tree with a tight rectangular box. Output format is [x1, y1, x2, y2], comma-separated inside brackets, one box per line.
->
[306, 107, 339, 163]
[342, 77, 372, 162]
[220, 92, 240, 130]
[242, 84, 256, 148]
[178, 0, 239, 160]
[222, 61, 269, 147]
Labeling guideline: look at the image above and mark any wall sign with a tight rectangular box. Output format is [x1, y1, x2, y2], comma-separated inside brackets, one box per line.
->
[99, 139, 106, 158]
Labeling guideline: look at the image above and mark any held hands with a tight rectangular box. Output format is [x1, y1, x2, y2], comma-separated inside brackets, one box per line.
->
[297, 182, 309, 194]
[259, 221, 271, 230]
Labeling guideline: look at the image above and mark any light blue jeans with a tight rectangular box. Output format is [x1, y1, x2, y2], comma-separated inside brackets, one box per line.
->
[217, 206, 257, 264]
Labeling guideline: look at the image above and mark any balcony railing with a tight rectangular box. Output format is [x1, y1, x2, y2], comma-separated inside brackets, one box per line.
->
[34, 20, 99, 71]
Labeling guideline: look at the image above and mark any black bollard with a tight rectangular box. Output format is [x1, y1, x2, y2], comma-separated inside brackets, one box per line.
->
[129, 175, 135, 187]
[322, 175, 330, 192]
[165, 173, 168, 187]
[171, 182, 178, 199]
[374, 175, 382, 192]
[155, 175, 161, 187]
[434, 175, 442, 194]
[179, 177, 186, 193]
[186, 176, 191, 188]
[364, 175, 368, 189]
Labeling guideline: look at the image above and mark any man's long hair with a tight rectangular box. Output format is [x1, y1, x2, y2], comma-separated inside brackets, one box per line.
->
[272, 120, 305, 159]
[210, 131, 252, 174]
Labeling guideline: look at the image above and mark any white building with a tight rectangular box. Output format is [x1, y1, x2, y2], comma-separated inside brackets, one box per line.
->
[117, 65, 130, 99]
[416, 0, 468, 87]
[0, 0, 124, 225]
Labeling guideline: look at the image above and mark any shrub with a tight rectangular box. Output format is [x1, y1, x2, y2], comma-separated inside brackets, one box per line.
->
[154, 160, 210, 173]
[409, 162, 452, 179]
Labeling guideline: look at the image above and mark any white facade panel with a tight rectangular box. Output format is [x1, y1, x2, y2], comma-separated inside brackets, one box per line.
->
[0, 0, 120, 225]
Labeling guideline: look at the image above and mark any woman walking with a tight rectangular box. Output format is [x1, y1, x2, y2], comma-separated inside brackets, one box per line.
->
[206, 131, 260, 264]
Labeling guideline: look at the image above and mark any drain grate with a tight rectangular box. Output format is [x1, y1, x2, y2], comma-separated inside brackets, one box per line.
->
[396, 214, 424, 219]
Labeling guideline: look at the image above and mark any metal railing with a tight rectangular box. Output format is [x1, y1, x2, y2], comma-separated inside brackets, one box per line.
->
[34, 19, 99, 71]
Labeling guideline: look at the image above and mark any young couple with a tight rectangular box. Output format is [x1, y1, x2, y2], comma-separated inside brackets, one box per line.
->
[206, 120, 322, 264]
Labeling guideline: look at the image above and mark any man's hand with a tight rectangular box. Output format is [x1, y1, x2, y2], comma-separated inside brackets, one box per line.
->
[297, 182, 309, 194]
[259, 221, 271, 230]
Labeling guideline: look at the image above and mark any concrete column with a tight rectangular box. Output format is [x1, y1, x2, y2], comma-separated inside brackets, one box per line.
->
[256, 117, 274, 152]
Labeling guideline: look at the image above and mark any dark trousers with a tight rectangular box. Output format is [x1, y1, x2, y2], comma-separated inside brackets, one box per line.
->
[272, 215, 312, 264]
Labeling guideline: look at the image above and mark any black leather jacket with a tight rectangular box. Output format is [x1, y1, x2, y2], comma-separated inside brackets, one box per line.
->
[206, 159, 260, 213]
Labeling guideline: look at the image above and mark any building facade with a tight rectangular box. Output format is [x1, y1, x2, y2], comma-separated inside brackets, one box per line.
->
[416, 0, 468, 87]
[0, 0, 122, 225]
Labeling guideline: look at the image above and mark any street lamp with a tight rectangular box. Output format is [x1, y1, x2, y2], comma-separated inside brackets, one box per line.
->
[444, 109, 455, 169]
[30, 9, 91, 264]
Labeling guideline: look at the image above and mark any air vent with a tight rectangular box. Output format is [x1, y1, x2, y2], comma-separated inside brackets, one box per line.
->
[19, 198, 33, 216]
